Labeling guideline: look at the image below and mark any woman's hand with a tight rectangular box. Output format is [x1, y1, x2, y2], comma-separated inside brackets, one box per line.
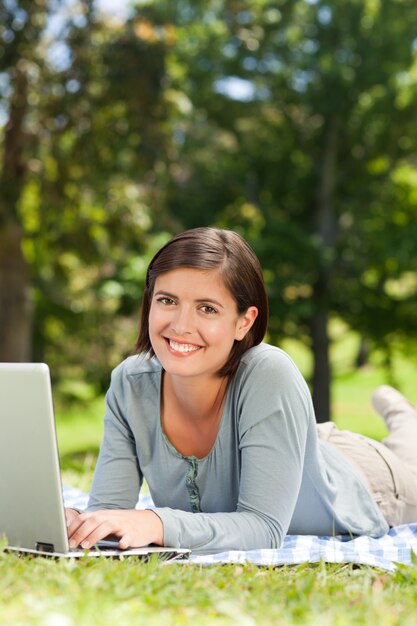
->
[66, 509, 164, 550]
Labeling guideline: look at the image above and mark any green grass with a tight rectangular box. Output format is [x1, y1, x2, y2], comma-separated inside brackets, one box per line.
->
[3, 333, 417, 625]
[56, 396, 104, 457]
[1, 552, 417, 625]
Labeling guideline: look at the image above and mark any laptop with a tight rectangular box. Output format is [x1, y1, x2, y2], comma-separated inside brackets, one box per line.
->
[0, 362, 189, 560]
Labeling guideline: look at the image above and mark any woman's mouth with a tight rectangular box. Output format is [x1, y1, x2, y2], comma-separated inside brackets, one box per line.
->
[166, 339, 202, 354]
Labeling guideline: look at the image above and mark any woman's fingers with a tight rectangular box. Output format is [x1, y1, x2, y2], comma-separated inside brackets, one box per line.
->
[68, 512, 113, 548]
[64, 508, 80, 527]
[76, 519, 114, 549]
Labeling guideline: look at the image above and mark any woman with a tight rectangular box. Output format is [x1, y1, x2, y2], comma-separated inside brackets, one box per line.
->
[66, 227, 417, 551]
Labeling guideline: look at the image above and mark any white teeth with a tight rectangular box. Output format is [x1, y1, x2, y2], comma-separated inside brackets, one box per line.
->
[169, 340, 200, 353]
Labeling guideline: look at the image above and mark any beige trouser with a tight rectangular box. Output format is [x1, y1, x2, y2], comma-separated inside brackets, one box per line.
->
[317, 418, 417, 527]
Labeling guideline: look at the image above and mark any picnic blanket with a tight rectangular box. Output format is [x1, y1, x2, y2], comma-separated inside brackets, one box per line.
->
[63, 486, 417, 572]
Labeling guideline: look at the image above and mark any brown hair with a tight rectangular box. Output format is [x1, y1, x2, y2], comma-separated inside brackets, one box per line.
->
[136, 227, 269, 378]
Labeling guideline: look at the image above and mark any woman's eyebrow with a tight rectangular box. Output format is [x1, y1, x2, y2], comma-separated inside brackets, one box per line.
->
[154, 290, 177, 298]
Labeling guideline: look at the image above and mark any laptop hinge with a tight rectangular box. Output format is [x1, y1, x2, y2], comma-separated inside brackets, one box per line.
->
[36, 542, 54, 553]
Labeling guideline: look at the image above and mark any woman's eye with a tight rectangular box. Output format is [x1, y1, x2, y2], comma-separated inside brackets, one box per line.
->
[157, 297, 175, 305]
[200, 305, 218, 315]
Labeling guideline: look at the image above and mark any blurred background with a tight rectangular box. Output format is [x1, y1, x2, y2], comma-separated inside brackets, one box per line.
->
[1, 0, 417, 463]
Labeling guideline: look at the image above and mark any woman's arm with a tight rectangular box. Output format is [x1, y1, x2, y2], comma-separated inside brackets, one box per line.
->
[66, 388, 163, 550]
[87, 372, 144, 511]
[69, 364, 151, 548]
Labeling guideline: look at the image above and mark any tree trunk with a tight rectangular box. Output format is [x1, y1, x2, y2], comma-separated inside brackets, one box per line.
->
[0, 223, 32, 361]
[355, 336, 370, 369]
[0, 65, 32, 361]
[310, 308, 331, 423]
[310, 116, 338, 422]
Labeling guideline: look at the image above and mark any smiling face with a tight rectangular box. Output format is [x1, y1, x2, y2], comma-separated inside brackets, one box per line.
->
[148, 268, 257, 382]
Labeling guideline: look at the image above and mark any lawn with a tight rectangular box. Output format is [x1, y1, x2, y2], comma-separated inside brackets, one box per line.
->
[1, 553, 417, 625]
[2, 335, 417, 625]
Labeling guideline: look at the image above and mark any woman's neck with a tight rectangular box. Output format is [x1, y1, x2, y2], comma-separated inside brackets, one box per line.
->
[163, 372, 228, 422]
[160, 372, 229, 458]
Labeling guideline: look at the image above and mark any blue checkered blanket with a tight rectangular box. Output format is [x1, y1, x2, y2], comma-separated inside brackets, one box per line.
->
[63, 487, 417, 571]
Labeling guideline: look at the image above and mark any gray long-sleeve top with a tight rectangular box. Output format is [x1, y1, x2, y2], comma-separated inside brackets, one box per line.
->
[87, 343, 389, 550]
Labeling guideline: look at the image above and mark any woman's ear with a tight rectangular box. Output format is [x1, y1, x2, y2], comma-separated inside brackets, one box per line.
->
[235, 306, 258, 341]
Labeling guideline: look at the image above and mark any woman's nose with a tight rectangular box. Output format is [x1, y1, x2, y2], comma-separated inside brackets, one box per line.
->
[170, 306, 193, 335]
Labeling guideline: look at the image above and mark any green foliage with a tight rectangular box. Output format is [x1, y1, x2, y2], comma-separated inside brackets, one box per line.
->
[155, 0, 417, 344]
[142, 0, 417, 416]
[2, 0, 417, 405]
[1, 1, 175, 388]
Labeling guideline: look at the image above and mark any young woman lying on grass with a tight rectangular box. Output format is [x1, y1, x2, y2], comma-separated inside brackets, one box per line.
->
[66, 227, 417, 551]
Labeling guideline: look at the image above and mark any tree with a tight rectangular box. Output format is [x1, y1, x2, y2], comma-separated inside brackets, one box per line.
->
[0, 1, 172, 388]
[3, 0, 417, 413]
[144, 0, 417, 419]
[0, 0, 49, 361]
